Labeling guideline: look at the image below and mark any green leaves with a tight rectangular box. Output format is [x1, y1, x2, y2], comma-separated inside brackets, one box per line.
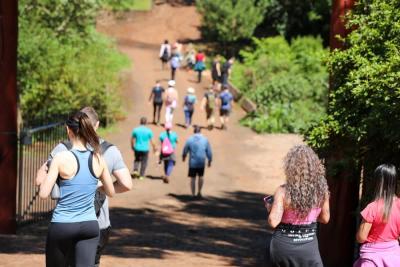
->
[232, 36, 328, 133]
[18, 0, 130, 123]
[305, 0, 400, 183]
[196, 0, 269, 43]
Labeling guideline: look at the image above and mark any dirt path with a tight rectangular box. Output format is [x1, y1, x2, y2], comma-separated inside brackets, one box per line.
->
[0, 3, 302, 267]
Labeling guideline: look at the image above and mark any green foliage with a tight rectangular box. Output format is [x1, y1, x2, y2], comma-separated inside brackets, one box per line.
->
[196, 0, 269, 44]
[232, 36, 328, 133]
[101, 0, 152, 11]
[305, 0, 400, 193]
[257, 0, 331, 44]
[18, 0, 130, 123]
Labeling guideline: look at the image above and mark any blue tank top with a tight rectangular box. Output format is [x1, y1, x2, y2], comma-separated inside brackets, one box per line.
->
[52, 150, 99, 223]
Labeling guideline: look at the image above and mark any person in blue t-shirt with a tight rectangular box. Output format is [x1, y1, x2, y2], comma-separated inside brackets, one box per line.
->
[182, 125, 212, 198]
[219, 85, 234, 130]
[131, 117, 156, 179]
[159, 122, 178, 184]
[183, 87, 197, 128]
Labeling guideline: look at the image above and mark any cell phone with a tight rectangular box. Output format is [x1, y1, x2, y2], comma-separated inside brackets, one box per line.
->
[263, 195, 274, 204]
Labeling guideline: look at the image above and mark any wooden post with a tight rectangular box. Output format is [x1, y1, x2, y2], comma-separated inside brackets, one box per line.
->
[318, 1, 357, 266]
[0, 0, 18, 234]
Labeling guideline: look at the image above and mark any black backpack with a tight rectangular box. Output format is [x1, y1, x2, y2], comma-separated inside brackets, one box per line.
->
[60, 140, 114, 217]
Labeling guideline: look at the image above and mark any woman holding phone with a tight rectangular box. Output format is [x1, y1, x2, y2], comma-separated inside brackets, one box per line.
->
[265, 144, 330, 267]
[39, 111, 115, 267]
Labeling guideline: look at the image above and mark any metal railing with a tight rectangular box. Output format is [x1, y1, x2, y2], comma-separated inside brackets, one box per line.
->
[16, 121, 66, 225]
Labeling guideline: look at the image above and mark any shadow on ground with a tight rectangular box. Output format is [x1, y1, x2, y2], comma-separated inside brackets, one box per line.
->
[0, 191, 271, 267]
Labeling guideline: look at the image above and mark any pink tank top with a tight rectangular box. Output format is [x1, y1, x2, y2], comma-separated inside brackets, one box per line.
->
[281, 207, 321, 225]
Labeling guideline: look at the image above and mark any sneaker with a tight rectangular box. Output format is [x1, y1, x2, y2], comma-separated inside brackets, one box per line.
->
[131, 171, 139, 178]
[139, 176, 145, 180]
[163, 176, 169, 184]
[197, 192, 203, 199]
[208, 125, 214, 131]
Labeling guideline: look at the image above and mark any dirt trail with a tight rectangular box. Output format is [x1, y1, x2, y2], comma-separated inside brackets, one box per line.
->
[0, 3, 302, 267]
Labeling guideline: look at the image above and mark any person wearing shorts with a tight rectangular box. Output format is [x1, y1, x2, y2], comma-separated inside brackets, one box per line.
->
[182, 125, 212, 198]
[219, 85, 233, 130]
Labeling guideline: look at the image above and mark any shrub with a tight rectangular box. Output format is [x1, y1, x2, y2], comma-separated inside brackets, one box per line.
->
[232, 36, 328, 133]
[18, 0, 130, 123]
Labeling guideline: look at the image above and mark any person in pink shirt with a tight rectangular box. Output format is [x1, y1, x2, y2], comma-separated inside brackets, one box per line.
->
[265, 145, 330, 267]
[354, 164, 400, 267]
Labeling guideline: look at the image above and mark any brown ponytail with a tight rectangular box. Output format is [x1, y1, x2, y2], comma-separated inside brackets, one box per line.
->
[66, 111, 100, 154]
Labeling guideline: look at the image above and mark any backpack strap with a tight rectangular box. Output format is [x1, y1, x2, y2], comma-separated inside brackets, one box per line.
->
[61, 140, 73, 150]
[100, 140, 114, 155]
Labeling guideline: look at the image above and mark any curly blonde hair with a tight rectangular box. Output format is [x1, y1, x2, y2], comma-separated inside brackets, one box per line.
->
[284, 144, 328, 218]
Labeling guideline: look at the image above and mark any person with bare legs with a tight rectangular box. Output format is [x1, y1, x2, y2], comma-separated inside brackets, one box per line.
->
[201, 86, 217, 130]
[159, 40, 171, 70]
[218, 85, 233, 130]
[182, 126, 212, 198]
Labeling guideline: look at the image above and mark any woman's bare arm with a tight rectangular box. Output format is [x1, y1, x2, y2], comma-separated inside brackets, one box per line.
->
[356, 219, 372, 243]
[317, 193, 330, 224]
[39, 156, 59, 199]
[268, 186, 285, 228]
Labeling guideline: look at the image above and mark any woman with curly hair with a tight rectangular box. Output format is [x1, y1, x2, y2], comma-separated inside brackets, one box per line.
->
[265, 144, 330, 267]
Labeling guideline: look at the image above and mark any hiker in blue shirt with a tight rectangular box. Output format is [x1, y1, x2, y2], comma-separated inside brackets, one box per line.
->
[159, 122, 178, 184]
[219, 85, 234, 130]
[183, 87, 197, 128]
[182, 125, 212, 198]
[131, 117, 156, 179]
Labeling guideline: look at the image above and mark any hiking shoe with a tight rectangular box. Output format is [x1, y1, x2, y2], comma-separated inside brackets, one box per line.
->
[163, 176, 169, 184]
[197, 192, 203, 199]
[131, 171, 139, 178]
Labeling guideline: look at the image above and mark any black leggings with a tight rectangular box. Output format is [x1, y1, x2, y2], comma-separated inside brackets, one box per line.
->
[46, 221, 99, 267]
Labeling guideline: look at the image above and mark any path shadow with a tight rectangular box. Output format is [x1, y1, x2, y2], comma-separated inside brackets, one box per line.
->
[1, 191, 272, 267]
[146, 175, 164, 180]
[103, 190, 270, 266]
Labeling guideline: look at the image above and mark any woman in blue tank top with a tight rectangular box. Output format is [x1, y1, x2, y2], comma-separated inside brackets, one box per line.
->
[39, 111, 115, 267]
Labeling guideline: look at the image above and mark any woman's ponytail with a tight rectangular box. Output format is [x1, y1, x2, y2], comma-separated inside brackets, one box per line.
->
[67, 111, 100, 154]
[77, 112, 100, 154]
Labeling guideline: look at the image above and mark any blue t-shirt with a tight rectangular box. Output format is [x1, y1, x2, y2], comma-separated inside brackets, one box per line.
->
[182, 134, 212, 168]
[184, 95, 197, 111]
[159, 131, 178, 149]
[220, 90, 233, 110]
[132, 126, 154, 152]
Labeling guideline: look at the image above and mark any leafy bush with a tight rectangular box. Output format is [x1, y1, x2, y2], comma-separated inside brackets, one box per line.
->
[305, 0, 400, 199]
[256, 0, 331, 44]
[196, 0, 269, 44]
[18, 0, 130, 123]
[232, 36, 328, 133]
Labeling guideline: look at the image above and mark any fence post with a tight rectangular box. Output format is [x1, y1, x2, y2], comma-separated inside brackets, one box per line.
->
[0, 0, 18, 234]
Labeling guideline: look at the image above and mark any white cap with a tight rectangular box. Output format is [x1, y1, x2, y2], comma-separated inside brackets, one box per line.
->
[187, 87, 195, 94]
[168, 80, 176, 87]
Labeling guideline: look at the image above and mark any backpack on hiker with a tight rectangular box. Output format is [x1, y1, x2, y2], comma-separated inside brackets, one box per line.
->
[185, 96, 195, 111]
[220, 92, 231, 108]
[206, 92, 216, 110]
[51, 140, 114, 217]
[170, 56, 180, 69]
[161, 135, 174, 156]
[161, 46, 169, 61]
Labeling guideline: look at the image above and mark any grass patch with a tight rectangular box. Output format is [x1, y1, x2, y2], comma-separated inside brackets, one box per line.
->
[102, 0, 152, 11]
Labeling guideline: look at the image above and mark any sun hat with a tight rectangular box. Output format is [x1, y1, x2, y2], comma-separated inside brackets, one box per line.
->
[168, 80, 176, 87]
[187, 87, 195, 94]
[165, 122, 173, 129]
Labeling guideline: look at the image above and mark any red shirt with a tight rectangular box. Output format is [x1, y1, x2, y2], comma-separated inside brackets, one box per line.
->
[196, 53, 205, 62]
[361, 198, 400, 243]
